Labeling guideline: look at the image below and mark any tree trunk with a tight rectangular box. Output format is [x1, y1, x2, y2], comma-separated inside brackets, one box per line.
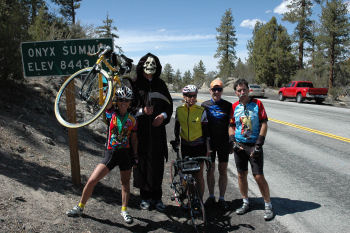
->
[329, 40, 335, 89]
[299, 39, 304, 69]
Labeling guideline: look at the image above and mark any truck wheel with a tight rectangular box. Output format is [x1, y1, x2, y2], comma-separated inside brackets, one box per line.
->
[315, 98, 324, 104]
[296, 93, 303, 103]
[279, 93, 285, 101]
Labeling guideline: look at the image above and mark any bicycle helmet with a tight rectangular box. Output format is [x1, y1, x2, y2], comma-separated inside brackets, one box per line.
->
[115, 86, 133, 100]
[182, 85, 198, 94]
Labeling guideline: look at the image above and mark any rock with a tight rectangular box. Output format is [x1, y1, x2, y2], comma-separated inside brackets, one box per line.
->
[17, 146, 26, 153]
[57, 135, 66, 143]
[43, 137, 55, 146]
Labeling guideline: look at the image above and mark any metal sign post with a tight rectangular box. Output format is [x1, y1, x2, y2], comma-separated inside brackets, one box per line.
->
[20, 38, 113, 186]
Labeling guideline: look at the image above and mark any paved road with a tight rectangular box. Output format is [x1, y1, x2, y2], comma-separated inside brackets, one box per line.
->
[172, 93, 350, 233]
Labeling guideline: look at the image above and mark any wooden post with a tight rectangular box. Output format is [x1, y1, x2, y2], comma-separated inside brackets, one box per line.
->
[65, 76, 81, 186]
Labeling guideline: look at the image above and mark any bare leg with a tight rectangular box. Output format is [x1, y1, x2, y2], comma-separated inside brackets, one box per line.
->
[80, 164, 110, 204]
[195, 162, 205, 199]
[253, 174, 271, 203]
[206, 162, 215, 196]
[237, 171, 249, 199]
[218, 162, 228, 198]
[120, 169, 132, 207]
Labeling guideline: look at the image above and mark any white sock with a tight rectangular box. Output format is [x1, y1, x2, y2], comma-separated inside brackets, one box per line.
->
[265, 202, 272, 208]
[243, 198, 249, 204]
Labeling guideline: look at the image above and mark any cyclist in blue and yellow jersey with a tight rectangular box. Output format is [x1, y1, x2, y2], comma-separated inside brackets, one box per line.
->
[229, 78, 274, 221]
[173, 85, 211, 199]
[66, 86, 138, 224]
[201, 78, 232, 210]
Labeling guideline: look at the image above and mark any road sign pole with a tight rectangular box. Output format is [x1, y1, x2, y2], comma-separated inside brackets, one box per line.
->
[65, 76, 81, 186]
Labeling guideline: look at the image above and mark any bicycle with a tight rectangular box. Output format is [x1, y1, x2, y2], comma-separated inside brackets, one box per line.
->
[169, 140, 212, 232]
[54, 45, 133, 128]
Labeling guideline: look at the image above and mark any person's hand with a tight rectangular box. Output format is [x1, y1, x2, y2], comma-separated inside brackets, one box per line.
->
[229, 135, 243, 153]
[250, 145, 263, 158]
[144, 106, 153, 115]
[231, 142, 243, 153]
[132, 155, 139, 168]
[250, 135, 265, 158]
[152, 114, 164, 127]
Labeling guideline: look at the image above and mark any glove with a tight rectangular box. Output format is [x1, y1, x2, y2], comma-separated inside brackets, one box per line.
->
[250, 135, 265, 158]
[229, 135, 242, 153]
[251, 145, 263, 158]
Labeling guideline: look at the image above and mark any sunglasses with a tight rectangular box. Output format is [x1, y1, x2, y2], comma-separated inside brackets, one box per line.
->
[211, 87, 223, 92]
[184, 94, 197, 98]
[116, 98, 131, 102]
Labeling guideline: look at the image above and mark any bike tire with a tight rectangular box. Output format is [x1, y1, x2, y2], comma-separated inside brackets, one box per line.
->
[54, 67, 113, 128]
[170, 161, 183, 207]
[187, 182, 206, 232]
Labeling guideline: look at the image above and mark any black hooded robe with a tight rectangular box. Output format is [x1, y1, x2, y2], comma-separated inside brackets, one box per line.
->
[132, 53, 173, 200]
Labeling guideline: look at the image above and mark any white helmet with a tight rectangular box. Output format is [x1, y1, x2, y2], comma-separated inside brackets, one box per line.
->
[115, 86, 133, 100]
[182, 85, 198, 94]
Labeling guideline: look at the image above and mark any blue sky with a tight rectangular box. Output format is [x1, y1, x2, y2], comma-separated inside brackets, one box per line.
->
[50, 0, 327, 73]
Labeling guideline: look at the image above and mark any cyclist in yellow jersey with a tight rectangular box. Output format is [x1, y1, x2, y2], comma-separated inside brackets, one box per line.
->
[173, 85, 211, 198]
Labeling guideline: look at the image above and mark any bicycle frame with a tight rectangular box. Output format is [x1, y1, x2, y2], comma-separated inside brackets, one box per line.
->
[80, 51, 121, 106]
[170, 153, 210, 232]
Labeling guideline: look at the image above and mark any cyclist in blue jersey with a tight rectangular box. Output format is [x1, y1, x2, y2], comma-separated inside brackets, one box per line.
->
[229, 78, 274, 221]
[201, 78, 232, 210]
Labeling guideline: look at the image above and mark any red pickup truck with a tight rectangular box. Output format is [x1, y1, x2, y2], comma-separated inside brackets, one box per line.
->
[279, 81, 328, 104]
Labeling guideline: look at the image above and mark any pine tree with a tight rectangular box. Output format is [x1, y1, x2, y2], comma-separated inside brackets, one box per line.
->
[173, 69, 183, 92]
[161, 63, 174, 84]
[182, 70, 193, 86]
[28, 5, 51, 41]
[192, 60, 206, 88]
[96, 13, 119, 39]
[318, 0, 350, 89]
[282, 0, 321, 69]
[234, 58, 255, 83]
[0, 0, 30, 80]
[51, 0, 82, 24]
[247, 17, 297, 87]
[215, 8, 237, 83]
[23, 0, 46, 24]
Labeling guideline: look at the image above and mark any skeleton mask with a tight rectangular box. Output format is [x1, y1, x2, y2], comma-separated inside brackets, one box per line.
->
[143, 56, 157, 75]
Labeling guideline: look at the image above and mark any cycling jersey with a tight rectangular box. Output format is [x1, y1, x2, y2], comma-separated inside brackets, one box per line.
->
[106, 110, 137, 150]
[175, 104, 208, 146]
[201, 99, 232, 142]
[230, 98, 268, 144]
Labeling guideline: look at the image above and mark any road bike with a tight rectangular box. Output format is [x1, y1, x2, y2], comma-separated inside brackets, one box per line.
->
[169, 140, 211, 232]
[54, 45, 133, 128]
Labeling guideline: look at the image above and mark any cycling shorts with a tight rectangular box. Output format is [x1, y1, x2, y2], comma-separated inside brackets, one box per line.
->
[101, 148, 132, 171]
[181, 143, 206, 159]
[233, 143, 264, 175]
[210, 140, 229, 163]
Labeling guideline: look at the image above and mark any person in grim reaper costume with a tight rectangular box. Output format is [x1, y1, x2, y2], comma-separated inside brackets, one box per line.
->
[132, 53, 173, 211]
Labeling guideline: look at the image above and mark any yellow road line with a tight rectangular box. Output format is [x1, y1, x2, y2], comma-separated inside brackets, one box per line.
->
[269, 118, 350, 143]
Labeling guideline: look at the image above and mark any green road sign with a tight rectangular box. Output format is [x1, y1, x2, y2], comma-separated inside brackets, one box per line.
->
[21, 38, 113, 77]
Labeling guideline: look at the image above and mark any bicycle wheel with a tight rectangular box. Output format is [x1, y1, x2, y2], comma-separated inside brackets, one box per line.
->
[54, 67, 113, 128]
[187, 182, 206, 232]
[170, 161, 183, 207]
